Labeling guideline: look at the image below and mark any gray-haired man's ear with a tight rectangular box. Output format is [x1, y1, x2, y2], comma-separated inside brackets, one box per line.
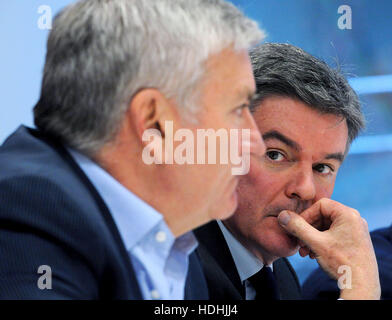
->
[128, 88, 171, 143]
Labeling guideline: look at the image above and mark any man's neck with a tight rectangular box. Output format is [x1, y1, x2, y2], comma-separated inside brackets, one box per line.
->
[95, 147, 207, 237]
[222, 220, 279, 266]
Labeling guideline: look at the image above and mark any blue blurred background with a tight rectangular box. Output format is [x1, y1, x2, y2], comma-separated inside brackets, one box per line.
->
[1, 1, 391, 285]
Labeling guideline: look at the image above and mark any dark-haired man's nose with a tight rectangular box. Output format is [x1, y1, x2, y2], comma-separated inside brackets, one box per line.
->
[286, 167, 316, 201]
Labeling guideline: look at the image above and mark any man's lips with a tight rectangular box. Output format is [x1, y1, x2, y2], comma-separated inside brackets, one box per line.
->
[261, 212, 300, 245]
[266, 207, 306, 218]
[266, 213, 280, 218]
[264, 214, 300, 244]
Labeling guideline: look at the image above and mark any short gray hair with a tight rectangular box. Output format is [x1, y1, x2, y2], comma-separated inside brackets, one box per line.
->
[249, 43, 365, 148]
[33, 0, 264, 156]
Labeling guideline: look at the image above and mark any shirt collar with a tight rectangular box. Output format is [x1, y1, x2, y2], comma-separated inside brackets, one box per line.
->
[68, 148, 168, 251]
[217, 220, 272, 283]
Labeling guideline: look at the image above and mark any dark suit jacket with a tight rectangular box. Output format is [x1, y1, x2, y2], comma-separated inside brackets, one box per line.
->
[302, 224, 392, 300]
[194, 221, 302, 300]
[0, 126, 208, 299]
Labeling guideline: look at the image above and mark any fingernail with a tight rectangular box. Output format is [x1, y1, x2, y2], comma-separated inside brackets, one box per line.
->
[278, 211, 291, 226]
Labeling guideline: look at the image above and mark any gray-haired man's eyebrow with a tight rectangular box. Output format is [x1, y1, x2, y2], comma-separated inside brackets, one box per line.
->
[262, 130, 301, 152]
[248, 93, 261, 109]
[249, 92, 260, 103]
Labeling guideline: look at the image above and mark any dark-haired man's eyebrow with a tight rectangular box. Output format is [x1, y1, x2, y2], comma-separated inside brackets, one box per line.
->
[325, 152, 344, 163]
[262, 130, 301, 152]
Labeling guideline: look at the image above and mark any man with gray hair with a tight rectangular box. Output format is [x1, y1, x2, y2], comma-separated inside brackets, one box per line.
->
[195, 43, 381, 300]
[0, 0, 265, 299]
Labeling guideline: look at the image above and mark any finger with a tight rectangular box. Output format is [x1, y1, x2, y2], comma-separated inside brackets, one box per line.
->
[300, 198, 356, 230]
[278, 210, 324, 253]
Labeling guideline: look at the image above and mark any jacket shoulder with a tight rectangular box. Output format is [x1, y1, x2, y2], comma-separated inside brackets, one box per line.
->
[0, 127, 127, 298]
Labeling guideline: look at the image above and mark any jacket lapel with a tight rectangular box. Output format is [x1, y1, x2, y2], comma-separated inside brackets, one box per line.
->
[195, 221, 244, 299]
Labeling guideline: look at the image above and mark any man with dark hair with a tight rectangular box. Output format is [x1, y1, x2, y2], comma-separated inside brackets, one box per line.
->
[194, 43, 379, 300]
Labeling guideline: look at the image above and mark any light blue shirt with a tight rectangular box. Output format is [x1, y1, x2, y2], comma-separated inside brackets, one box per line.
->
[217, 220, 272, 300]
[69, 149, 198, 300]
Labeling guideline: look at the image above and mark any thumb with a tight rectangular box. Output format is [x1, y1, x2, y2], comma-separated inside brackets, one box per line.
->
[278, 210, 324, 253]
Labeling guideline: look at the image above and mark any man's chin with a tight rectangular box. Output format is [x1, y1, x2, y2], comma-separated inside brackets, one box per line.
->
[262, 220, 300, 257]
[267, 241, 299, 259]
[274, 236, 299, 257]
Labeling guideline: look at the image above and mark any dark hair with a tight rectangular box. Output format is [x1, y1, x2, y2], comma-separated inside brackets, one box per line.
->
[249, 43, 365, 146]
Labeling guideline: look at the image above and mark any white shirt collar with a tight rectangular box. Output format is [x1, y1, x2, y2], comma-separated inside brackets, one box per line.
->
[68, 148, 198, 300]
[217, 220, 272, 283]
[68, 148, 171, 250]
